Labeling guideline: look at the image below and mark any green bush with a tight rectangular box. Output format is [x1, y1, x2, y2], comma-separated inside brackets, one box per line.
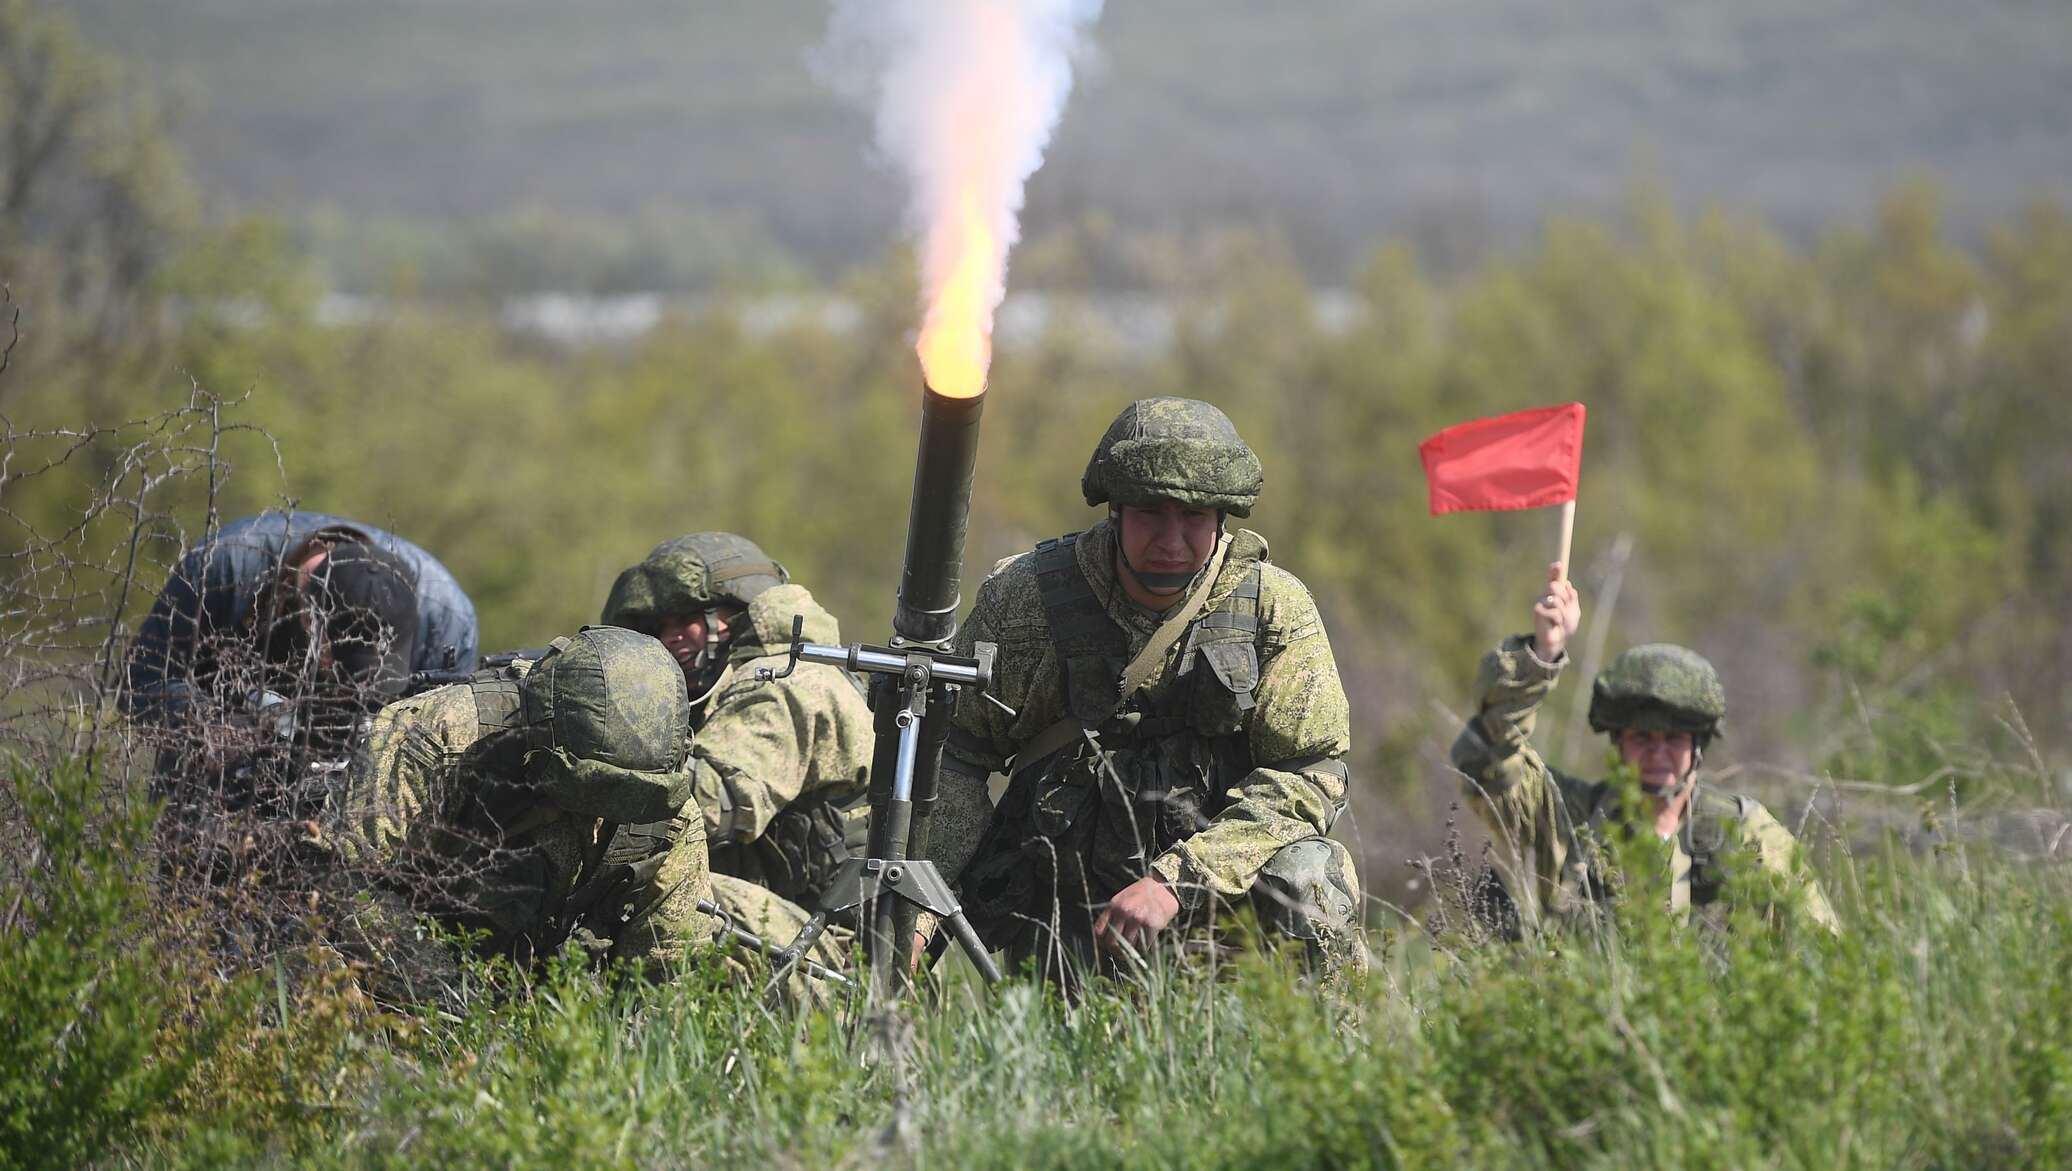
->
[0, 767, 243, 1170]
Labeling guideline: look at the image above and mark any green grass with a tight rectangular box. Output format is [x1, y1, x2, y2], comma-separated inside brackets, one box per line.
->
[7, 756, 2070, 1169]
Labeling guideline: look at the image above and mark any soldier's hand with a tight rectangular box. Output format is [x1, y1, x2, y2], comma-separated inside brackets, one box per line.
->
[1095, 876, 1181, 954]
[1532, 562, 1582, 662]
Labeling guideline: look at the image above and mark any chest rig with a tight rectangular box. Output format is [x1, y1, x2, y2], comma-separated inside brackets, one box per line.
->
[705, 788, 867, 911]
[1474, 781, 1754, 939]
[963, 530, 1267, 949]
[1036, 530, 1264, 737]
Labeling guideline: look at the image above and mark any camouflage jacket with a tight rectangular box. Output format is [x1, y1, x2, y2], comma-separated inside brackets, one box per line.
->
[691, 584, 873, 905]
[932, 517, 1352, 911]
[1450, 635, 1839, 933]
[323, 661, 713, 968]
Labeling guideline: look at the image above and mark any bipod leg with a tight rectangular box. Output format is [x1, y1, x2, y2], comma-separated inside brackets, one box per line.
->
[696, 899, 857, 992]
[937, 905, 1004, 984]
[762, 908, 834, 1002]
[865, 858, 1003, 987]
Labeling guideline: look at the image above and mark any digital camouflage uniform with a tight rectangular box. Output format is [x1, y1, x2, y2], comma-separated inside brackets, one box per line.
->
[927, 398, 1361, 982]
[1451, 636, 1839, 935]
[321, 628, 719, 989]
[601, 533, 872, 963]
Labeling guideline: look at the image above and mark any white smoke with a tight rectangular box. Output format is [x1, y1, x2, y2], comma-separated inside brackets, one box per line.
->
[815, 0, 1104, 368]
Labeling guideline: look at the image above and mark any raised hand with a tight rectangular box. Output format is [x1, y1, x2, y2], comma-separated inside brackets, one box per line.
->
[1532, 561, 1582, 662]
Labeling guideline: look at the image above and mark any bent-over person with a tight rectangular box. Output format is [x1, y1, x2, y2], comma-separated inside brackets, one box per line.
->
[318, 627, 719, 995]
[125, 510, 479, 818]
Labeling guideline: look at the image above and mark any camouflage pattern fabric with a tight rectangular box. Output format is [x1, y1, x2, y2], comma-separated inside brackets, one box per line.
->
[1451, 634, 1839, 934]
[319, 637, 721, 982]
[1588, 642, 1729, 738]
[628, 562, 874, 908]
[600, 531, 788, 624]
[929, 516, 1358, 975]
[1081, 397, 1265, 517]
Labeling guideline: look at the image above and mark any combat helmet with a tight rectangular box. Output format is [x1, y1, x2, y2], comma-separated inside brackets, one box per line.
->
[1081, 397, 1264, 517]
[600, 532, 789, 631]
[1587, 643, 1727, 745]
[515, 626, 694, 824]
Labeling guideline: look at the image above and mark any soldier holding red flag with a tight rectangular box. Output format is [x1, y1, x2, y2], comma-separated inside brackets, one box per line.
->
[1423, 405, 1838, 936]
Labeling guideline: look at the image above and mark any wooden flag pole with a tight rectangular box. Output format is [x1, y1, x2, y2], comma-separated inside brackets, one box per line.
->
[1555, 499, 1576, 582]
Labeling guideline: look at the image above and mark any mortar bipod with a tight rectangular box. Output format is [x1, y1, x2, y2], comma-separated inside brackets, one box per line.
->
[758, 614, 1006, 996]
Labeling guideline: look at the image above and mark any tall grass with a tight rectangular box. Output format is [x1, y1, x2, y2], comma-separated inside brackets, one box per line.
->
[3, 762, 2056, 1170]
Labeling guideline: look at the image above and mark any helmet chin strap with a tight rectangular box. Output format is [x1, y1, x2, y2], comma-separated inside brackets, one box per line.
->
[1115, 509, 1223, 594]
[682, 606, 732, 698]
[1650, 744, 1704, 805]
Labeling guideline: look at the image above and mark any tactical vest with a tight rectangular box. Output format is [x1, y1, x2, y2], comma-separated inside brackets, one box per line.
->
[708, 791, 868, 909]
[1678, 787, 1755, 911]
[962, 530, 1267, 949]
[1472, 782, 1756, 939]
[436, 664, 695, 965]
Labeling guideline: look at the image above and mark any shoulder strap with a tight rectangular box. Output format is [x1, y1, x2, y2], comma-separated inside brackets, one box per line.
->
[1115, 534, 1230, 702]
[1014, 533, 1232, 773]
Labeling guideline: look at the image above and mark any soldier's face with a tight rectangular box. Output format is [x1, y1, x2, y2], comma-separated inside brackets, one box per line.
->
[1117, 501, 1220, 594]
[652, 606, 742, 671]
[1617, 728, 1696, 791]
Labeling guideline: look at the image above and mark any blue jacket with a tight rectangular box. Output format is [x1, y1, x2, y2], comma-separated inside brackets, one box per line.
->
[124, 511, 480, 724]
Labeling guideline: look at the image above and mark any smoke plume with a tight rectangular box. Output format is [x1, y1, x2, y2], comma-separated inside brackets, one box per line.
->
[816, 0, 1105, 396]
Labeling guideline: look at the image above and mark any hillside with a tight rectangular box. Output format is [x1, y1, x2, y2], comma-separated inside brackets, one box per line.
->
[53, 0, 2072, 284]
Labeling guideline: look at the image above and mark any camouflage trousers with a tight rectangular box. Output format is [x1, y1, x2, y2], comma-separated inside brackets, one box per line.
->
[1009, 835, 1365, 990]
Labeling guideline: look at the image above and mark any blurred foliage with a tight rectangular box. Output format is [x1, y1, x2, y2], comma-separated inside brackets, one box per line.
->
[0, 764, 251, 1171]
[4, 0, 2069, 815]
[90, 799, 2072, 1169]
[47, 0, 2072, 286]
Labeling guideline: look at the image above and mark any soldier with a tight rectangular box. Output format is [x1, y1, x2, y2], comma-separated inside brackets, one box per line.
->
[922, 397, 1362, 985]
[1450, 562, 1839, 936]
[599, 533, 874, 948]
[125, 510, 479, 813]
[319, 626, 717, 989]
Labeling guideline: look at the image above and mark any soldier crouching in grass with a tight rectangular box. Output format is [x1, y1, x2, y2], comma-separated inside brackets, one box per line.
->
[598, 532, 873, 977]
[919, 397, 1364, 989]
[311, 626, 726, 1000]
[124, 511, 480, 819]
[1451, 562, 1839, 939]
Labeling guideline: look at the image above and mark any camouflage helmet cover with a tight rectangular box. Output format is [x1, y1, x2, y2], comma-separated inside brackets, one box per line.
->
[1588, 643, 1727, 740]
[600, 532, 789, 630]
[520, 626, 690, 772]
[1081, 397, 1265, 517]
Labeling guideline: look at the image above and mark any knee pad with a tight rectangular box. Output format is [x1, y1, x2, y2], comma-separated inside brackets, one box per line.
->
[1251, 836, 1359, 941]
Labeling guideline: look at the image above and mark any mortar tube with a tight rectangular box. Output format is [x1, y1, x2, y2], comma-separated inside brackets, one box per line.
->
[892, 383, 986, 647]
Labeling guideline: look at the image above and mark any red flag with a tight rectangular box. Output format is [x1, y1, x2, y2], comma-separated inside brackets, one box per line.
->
[1419, 403, 1586, 515]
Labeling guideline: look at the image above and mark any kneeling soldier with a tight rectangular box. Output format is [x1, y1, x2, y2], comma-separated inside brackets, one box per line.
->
[1451, 563, 1839, 936]
[925, 397, 1363, 984]
[320, 626, 718, 987]
[599, 532, 873, 954]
